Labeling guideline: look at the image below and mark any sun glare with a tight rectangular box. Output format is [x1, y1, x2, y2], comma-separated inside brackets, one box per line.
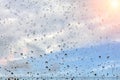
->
[110, 0, 120, 9]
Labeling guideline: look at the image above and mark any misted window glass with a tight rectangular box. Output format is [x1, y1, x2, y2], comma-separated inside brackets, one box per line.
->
[0, 0, 120, 79]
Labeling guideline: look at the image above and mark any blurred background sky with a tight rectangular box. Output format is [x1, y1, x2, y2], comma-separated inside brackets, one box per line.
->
[0, 0, 120, 79]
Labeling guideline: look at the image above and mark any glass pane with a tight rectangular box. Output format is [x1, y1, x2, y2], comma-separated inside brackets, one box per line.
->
[0, 0, 120, 79]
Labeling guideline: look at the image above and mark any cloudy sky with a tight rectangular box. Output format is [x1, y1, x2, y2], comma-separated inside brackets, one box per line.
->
[0, 0, 120, 79]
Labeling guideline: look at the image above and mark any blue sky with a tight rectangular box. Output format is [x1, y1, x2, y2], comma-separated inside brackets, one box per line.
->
[0, 0, 120, 79]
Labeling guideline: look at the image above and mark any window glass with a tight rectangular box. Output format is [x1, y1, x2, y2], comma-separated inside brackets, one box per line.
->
[0, 0, 120, 79]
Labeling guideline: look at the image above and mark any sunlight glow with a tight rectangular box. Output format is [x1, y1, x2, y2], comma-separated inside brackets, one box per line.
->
[110, 0, 120, 9]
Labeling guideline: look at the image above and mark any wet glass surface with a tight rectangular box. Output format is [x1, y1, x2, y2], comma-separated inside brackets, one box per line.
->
[0, 0, 120, 80]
